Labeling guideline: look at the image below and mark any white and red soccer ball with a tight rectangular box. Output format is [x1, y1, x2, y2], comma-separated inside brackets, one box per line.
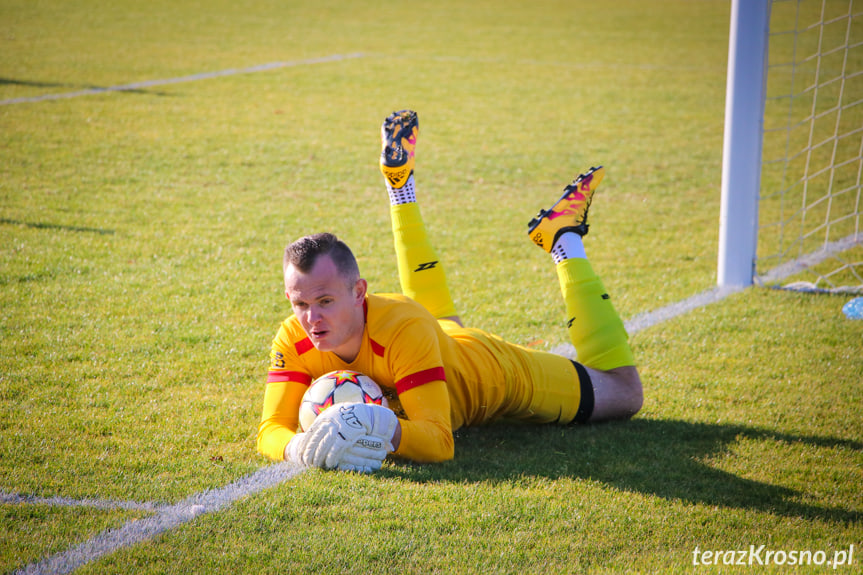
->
[298, 370, 388, 432]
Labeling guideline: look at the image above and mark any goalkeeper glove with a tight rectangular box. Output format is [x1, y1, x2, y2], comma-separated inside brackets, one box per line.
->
[302, 403, 398, 470]
[285, 432, 310, 466]
[337, 435, 389, 473]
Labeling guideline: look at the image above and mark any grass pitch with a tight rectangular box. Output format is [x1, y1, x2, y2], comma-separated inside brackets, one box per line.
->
[1, 0, 861, 573]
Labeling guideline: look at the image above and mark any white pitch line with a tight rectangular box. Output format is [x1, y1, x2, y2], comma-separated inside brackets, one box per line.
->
[755, 232, 862, 289]
[623, 285, 746, 334]
[0, 53, 366, 106]
[550, 234, 862, 357]
[549, 284, 746, 359]
[15, 463, 303, 575]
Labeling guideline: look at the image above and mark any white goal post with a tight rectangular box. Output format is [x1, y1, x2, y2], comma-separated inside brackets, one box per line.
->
[718, 0, 863, 292]
[718, 0, 772, 288]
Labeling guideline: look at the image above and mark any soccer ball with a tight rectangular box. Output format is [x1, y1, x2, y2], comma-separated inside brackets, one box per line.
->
[298, 370, 388, 432]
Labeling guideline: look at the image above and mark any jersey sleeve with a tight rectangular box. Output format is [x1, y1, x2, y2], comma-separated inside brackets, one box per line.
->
[395, 380, 454, 462]
[386, 318, 455, 462]
[256, 323, 311, 461]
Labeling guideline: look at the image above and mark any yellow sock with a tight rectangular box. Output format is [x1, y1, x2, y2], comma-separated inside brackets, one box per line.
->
[390, 202, 458, 319]
[557, 257, 634, 370]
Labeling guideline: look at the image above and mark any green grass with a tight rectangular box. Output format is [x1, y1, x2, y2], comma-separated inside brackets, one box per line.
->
[1, 0, 861, 573]
[0, 504, 149, 571]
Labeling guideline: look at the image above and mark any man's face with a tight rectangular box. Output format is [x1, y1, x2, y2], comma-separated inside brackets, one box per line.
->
[284, 254, 367, 362]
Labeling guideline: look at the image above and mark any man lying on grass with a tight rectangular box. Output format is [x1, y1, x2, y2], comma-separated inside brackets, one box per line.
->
[257, 110, 642, 472]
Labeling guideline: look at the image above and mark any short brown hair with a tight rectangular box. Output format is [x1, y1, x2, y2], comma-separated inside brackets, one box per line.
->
[283, 233, 360, 284]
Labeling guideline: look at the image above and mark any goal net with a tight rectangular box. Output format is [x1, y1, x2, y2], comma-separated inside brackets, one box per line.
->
[757, 0, 863, 293]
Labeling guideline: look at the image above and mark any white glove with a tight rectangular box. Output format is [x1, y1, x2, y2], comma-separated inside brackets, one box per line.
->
[342, 402, 399, 447]
[302, 403, 398, 470]
[285, 432, 310, 466]
[337, 435, 389, 473]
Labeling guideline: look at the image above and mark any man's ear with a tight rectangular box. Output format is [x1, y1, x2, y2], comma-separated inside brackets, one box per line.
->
[353, 278, 368, 304]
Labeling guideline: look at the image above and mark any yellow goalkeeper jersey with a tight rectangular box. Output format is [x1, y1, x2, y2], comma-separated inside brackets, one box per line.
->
[257, 293, 582, 463]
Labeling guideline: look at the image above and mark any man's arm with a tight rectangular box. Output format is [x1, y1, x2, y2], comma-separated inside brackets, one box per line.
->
[391, 379, 455, 462]
[257, 326, 312, 461]
[257, 377, 308, 461]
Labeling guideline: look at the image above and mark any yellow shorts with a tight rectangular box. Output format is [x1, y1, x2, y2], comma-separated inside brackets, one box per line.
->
[439, 320, 588, 426]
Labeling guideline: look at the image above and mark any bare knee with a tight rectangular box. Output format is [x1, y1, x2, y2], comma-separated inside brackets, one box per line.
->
[587, 365, 643, 422]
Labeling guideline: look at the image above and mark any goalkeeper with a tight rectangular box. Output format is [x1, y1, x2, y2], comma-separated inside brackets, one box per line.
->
[257, 110, 642, 472]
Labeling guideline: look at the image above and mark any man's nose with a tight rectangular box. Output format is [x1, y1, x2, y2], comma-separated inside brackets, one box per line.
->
[307, 306, 322, 324]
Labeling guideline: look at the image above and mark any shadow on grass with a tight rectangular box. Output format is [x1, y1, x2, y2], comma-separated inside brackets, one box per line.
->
[0, 77, 73, 89]
[384, 418, 861, 524]
[0, 218, 114, 235]
[0, 77, 171, 97]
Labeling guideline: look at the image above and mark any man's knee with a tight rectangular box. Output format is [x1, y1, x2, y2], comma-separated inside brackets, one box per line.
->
[587, 365, 643, 422]
[615, 365, 643, 416]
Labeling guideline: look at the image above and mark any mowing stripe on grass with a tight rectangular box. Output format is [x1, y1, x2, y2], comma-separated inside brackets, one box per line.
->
[0, 491, 158, 512]
[0, 53, 366, 106]
[12, 236, 856, 573]
[15, 463, 302, 575]
[13, 230, 856, 571]
[386, 52, 720, 72]
[1, 51, 722, 107]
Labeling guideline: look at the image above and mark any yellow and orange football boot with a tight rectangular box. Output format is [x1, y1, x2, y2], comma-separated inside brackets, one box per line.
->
[527, 166, 605, 252]
[380, 109, 419, 189]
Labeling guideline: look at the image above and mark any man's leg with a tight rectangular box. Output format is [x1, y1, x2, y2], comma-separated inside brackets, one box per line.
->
[528, 167, 642, 421]
[380, 110, 460, 324]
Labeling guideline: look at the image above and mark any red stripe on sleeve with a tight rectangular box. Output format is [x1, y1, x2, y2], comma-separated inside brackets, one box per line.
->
[267, 371, 313, 385]
[294, 337, 314, 355]
[370, 338, 386, 357]
[396, 367, 446, 394]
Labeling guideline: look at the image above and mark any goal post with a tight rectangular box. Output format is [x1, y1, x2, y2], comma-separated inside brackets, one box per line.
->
[718, 0, 772, 288]
[718, 0, 863, 293]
